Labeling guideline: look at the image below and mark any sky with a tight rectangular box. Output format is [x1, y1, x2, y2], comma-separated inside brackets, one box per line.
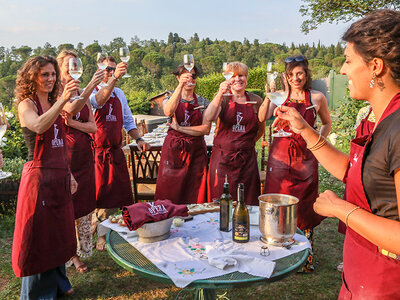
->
[0, 0, 352, 49]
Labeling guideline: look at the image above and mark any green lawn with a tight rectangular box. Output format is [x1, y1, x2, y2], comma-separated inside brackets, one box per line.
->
[0, 163, 345, 300]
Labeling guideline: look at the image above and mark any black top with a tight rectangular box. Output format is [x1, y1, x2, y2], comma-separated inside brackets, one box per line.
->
[22, 127, 36, 161]
[362, 108, 400, 220]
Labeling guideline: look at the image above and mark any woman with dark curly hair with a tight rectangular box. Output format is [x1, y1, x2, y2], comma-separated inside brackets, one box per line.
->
[273, 9, 400, 298]
[12, 55, 80, 298]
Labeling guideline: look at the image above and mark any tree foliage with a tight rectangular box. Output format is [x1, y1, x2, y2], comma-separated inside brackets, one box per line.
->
[300, 0, 400, 33]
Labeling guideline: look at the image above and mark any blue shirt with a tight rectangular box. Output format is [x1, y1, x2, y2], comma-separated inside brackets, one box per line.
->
[90, 87, 137, 133]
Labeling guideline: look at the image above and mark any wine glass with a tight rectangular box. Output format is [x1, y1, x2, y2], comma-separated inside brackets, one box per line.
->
[0, 104, 11, 179]
[119, 46, 131, 78]
[68, 57, 83, 101]
[266, 73, 291, 137]
[96, 52, 108, 87]
[183, 54, 195, 86]
[222, 62, 233, 96]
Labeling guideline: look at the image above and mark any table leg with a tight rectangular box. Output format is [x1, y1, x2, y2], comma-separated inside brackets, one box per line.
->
[193, 288, 216, 300]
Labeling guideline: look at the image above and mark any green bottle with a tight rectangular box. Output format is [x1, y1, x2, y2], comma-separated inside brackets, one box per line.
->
[232, 183, 249, 243]
[220, 175, 233, 232]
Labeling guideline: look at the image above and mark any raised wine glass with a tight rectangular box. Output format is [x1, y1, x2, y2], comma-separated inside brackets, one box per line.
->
[0, 104, 11, 179]
[183, 54, 195, 86]
[119, 46, 131, 78]
[68, 57, 83, 101]
[267, 73, 291, 137]
[96, 52, 108, 87]
[222, 62, 233, 96]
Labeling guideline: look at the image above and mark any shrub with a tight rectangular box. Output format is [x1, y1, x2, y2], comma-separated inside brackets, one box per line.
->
[2, 156, 25, 181]
[126, 90, 152, 115]
[195, 73, 223, 101]
[2, 106, 27, 160]
[247, 67, 267, 90]
[246, 89, 265, 98]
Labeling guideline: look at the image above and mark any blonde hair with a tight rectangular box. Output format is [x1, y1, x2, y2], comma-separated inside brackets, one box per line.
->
[226, 62, 248, 77]
[56, 50, 78, 68]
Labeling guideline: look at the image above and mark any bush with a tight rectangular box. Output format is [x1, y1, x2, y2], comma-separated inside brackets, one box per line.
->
[2, 107, 27, 160]
[2, 156, 26, 181]
[312, 66, 331, 80]
[195, 73, 223, 100]
[126, 90, 152, 115]
[246, 89, 265, 98]
[247, 67, 267, 90]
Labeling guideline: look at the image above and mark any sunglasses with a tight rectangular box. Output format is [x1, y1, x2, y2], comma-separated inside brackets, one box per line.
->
[285, 56, 306, 63]
[106, 66, 116, 72]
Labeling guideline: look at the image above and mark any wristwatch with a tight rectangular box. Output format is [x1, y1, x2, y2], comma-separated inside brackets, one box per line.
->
[136, 137, 144, 143]
[112, 73, 119, 81]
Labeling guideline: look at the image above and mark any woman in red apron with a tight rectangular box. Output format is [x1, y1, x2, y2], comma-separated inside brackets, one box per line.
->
[13, 56, 80, 298]
[155, 63, 209, 204]
[260, 56, 331, 271]
[204, 62, 264, 205]
[274, 10, 400, 298]
[57, 50, 104, 274]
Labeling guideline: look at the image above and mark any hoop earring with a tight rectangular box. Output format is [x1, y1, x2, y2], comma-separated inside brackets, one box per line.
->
[370, 73, 376, 88]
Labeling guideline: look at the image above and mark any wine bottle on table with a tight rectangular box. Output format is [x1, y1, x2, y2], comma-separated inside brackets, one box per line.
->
[232, 183, 249, 243]
[220, 175, 232, 232]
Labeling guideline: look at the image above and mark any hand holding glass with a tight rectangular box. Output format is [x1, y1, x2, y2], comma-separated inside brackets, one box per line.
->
[68, 57, 83, 101]
[119, 46, 131, 78]
[183, 54, 195, 86]
[267, 74, 291, 137]
[222, 62, 233, 96]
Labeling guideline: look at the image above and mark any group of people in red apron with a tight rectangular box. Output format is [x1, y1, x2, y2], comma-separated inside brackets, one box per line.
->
[12, 53, 149, 298]
[272, 9, 400, 299]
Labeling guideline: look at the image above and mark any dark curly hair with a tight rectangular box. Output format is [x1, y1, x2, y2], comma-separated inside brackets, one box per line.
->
[343, 9, 400, 86]
[15, 55, 61, 108]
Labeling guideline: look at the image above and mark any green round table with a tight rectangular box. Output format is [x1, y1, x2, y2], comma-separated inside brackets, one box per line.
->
[106, 229, 309, 299]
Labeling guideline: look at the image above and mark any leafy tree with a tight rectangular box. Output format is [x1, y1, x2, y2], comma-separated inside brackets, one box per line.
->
[0, 75, 16, 106]
[57, 44, 75, 53]
[142, 52, 165, 76]
[13, 46, 32, 61]
[200, 56, 222, 74]
[85, 42, 102, 57]
[299, 0, 400, 33]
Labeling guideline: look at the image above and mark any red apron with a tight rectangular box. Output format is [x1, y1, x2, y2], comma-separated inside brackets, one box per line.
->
[339, 107, 375, 234]
[155, 94, 207, 204]
[340, 94, 400, 299]
[91, 89, 133, 208]
[264, 90, 324, 229]
[64, 104, 96, 219]
[12, 98, 76, 277]
[208, 93, 260, 205]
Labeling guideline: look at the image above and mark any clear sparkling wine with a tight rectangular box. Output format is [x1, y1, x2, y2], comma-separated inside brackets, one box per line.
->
[70, 70, 82, 80]
[223, 72, 233, 81]
[184, 62, 194, 72]
[267, 92, 288, 106]
[120, 56, 130, 63]
[97, 63, 107, 70]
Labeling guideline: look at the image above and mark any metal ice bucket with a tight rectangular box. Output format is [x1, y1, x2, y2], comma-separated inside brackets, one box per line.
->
[258, 194, 299, 247]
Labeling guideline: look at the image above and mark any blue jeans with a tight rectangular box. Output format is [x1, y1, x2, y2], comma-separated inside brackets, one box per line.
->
[20, 265, 71, 300]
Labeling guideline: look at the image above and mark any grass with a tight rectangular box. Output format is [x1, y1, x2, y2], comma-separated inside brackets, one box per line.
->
[0, 166, 345, 299]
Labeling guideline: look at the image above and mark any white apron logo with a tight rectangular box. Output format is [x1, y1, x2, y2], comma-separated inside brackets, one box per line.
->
[147, 202, 168, 216]
[51, 124, 64, 148]
[180, 110, 190, 126]
[106, 104, 117, 122]
[232, 112, 246, 132]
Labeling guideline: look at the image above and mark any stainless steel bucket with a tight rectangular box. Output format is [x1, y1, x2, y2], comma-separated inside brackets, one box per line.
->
[258, 194, 299, 247]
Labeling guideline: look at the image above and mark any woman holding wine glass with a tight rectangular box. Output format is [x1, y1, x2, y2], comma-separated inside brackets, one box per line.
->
[57, 50, 105, 274]
[273, 10, 400, 297]
[259, 56, 331, 272]
[12, 55, 79, 298]
[204, 62, 265, 205]
[155, 60, 211, 204]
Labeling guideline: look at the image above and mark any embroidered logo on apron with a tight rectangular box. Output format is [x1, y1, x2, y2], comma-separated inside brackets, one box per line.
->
[147, 202, 168, 216]
[106, 103, 117, 122]
[180, 110, 191, 127]
[51, 124, 64, 148]
[232, 112, 246, 132]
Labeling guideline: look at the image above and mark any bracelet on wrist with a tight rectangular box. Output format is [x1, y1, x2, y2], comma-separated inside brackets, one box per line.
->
[345, 206, 362, 227]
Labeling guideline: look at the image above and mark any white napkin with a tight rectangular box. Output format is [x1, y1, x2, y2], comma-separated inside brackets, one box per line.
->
[206, 240, 275, 278]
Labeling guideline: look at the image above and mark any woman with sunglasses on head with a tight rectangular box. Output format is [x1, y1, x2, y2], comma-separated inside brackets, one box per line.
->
[57, 50, 105, 274]
[204, 62, 265, 204]
[155, 63, 210, 204]
[12, 56, 80, 298]
[259, 55, 331, 272]
[273, 10, 400, 298]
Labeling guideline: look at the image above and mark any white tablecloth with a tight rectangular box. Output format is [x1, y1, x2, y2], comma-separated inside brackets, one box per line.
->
[101, 211, 311, 288]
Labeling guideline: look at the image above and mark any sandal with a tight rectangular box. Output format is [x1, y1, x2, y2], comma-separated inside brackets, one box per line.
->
[72, 256, 88, 273]
[96, 236, 107, 251]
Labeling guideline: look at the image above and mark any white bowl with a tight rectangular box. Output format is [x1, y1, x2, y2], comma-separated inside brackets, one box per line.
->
[136, 218, 173, 243]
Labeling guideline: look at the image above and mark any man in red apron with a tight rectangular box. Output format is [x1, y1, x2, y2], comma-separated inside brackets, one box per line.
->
[90, 56, 149, 250]
[13, 97, 76, 297]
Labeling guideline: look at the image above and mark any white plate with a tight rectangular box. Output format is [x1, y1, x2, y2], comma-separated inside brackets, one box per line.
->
[0, 171, 12, 180]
